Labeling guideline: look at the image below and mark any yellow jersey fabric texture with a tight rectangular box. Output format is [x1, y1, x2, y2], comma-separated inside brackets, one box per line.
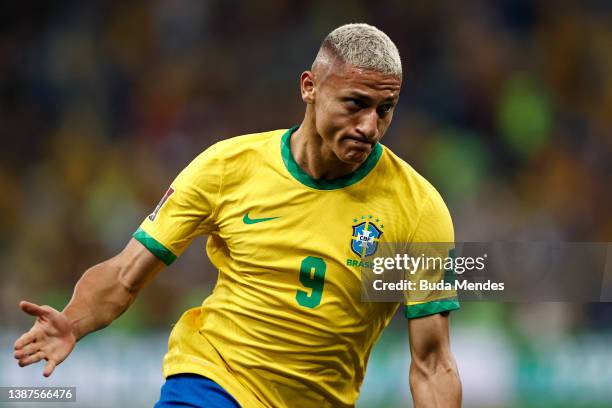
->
[134, 126, 459, 408]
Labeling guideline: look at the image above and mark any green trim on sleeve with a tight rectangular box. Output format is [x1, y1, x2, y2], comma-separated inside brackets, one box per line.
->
[133, 227, 177, 265]
[280, 126, 383, 190]
[404, 298, 460, 319]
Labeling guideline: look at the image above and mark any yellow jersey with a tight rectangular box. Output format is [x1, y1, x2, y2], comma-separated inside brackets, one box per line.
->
[134, 126, 459, 408]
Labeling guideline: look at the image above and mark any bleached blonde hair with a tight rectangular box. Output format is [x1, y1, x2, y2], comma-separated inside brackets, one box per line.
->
[316, 23, 402, 77]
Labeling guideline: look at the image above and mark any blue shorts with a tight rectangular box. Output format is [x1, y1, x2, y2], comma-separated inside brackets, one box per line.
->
[155, 373, 241, 408]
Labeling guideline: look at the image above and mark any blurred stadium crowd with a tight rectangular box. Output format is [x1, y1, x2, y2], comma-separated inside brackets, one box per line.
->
[1, 0, 611, 388]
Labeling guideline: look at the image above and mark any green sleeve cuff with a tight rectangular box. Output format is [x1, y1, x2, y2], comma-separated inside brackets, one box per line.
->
[133, 227, 177, 266]
[404, 298, 460, 319]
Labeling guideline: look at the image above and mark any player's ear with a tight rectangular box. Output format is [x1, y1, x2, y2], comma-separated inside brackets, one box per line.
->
[300, 71, 315, 104]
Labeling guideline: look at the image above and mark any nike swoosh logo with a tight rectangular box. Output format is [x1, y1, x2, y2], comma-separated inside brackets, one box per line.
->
[243, 212, 280, 224]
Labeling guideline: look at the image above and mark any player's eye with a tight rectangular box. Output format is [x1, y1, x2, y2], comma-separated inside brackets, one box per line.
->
[377, 103, 394, 117]
[346, 98, 367, 110]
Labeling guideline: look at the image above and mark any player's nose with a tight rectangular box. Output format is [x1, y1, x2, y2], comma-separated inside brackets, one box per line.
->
[355, 110, 379, 141]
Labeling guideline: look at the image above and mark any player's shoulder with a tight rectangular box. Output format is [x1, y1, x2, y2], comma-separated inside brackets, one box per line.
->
[184, 128, 286, 175]
[206, 128, 286, 159]
[379, 144, 446, 207]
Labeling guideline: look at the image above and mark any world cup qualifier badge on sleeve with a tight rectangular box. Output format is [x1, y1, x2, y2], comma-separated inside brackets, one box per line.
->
[148, 187, 175, 221]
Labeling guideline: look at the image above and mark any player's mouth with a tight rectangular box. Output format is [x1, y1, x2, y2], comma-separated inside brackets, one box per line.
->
[344, 136, 375, 149]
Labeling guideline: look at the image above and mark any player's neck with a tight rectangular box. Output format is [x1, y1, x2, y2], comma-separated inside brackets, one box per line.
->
[291, 121, 361, 180]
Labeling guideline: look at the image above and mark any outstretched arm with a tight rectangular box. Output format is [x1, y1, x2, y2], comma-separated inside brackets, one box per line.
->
[14, 238, 164, 376]
[408, 311, 461, 407]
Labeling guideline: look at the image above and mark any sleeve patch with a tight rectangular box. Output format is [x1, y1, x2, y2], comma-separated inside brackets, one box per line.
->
[148, 187, 175, 221]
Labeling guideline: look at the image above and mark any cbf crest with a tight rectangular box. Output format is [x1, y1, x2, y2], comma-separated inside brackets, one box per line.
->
[350, 215, 384, 257]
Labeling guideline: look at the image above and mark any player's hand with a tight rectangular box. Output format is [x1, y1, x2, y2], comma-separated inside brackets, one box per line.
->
[13, 300, 76, 377]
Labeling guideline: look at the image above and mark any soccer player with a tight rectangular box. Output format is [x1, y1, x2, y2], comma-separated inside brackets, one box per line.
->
[14, 24, 461, 407]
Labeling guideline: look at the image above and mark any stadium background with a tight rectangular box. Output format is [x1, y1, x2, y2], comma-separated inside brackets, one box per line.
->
[1, 1, 611, 407]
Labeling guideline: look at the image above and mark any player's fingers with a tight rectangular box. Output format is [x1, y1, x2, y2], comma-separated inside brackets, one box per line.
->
[13, 343, 40, 360]
[14, 330, 38, 350]
[17, 351, 45, 367]
[19, 301, 47, 317]
[14, 341, 41, 359]
[43, 360, 57, 377]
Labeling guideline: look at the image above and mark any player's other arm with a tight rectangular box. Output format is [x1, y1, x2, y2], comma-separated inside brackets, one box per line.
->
[13, 238, 164, 376]
[408, 312, 461, 407]
[14, 141, 222, 376]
